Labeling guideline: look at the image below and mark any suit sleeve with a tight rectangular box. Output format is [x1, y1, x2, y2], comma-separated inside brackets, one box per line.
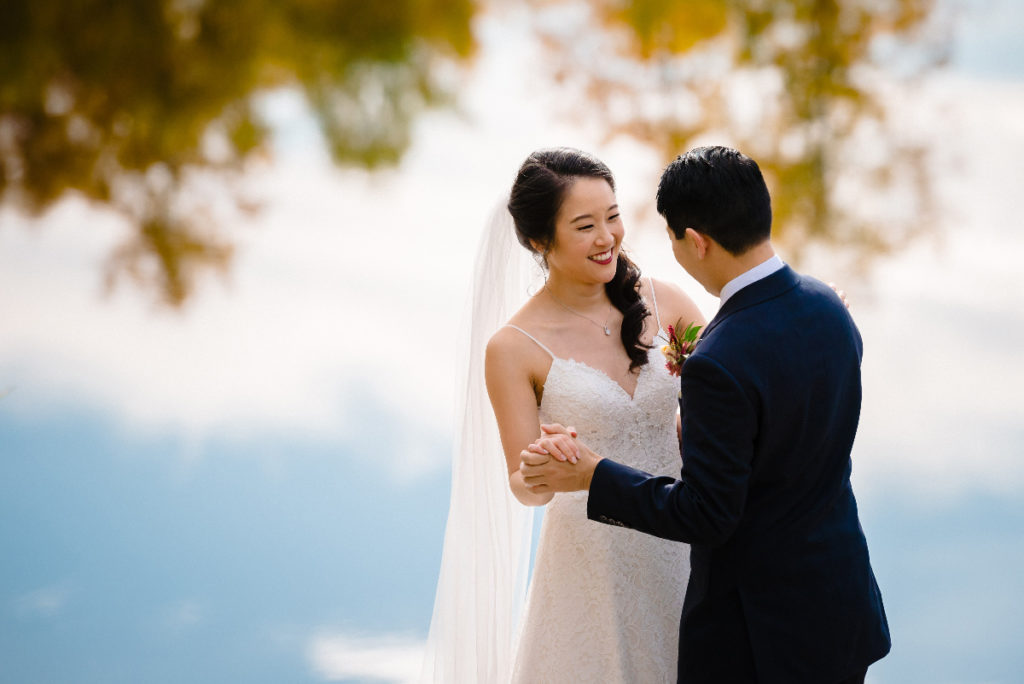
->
[587, 353, 756, 546]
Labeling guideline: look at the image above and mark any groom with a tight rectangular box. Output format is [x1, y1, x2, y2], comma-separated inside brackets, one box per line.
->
[520, 146, 890, 683]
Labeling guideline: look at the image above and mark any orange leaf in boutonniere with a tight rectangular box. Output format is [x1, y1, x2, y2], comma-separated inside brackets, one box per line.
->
[661, 322, 702, 377]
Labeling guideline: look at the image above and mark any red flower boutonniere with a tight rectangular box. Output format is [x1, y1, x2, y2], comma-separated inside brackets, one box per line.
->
[661, 322, 703, 377]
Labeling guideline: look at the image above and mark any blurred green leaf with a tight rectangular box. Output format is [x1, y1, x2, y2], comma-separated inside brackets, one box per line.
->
[0, 0, 476, 306]
[533, 0, 948, 268]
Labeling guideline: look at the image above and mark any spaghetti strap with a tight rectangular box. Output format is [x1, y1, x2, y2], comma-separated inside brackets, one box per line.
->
[506, 325, 556, 359]
[648, 276, 663, 331]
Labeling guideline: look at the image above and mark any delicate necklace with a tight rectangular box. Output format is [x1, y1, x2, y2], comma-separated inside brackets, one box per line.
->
[545, 287, 614, 336]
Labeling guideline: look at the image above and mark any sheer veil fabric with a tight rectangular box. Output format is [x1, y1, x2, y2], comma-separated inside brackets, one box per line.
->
[418, 199, 541, 683]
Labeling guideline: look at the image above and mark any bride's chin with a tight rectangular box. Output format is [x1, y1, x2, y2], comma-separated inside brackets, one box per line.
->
[592, 259, 618, 280]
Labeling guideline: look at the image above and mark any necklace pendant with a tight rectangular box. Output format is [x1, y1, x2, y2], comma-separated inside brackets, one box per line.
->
[604, 326, 611, 336]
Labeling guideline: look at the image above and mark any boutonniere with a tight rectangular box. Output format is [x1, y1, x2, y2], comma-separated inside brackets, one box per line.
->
[661, 322, 703, 377]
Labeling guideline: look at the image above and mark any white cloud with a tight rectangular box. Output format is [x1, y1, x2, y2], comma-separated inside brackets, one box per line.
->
[13, 583, 71, 618]
[0, 14, 649, 471]
[0, 18, 1021, 503]
[838, 76, 1024, 503]
[161, 599, 205, 631]
[307, 632, 425, 683]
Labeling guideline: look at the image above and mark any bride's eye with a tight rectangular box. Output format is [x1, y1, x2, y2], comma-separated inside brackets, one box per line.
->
[609, 213, 620, 221]
[578, 224, 594, 231]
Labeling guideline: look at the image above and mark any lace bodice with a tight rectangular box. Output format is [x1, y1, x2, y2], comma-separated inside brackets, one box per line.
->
[538, 348, 682, 480]
[508, 319, 691, 683]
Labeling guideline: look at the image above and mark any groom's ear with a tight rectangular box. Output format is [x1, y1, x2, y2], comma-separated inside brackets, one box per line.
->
[685, 228, 708, 259]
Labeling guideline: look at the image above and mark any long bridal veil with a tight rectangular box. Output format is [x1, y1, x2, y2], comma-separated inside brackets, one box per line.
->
[418, 198, 540, 683]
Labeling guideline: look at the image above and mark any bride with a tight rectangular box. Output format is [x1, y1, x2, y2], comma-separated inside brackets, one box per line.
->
[421, 147, 705, 683]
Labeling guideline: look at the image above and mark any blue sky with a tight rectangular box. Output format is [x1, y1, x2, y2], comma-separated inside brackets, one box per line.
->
[2, 1, 1024, 682]
[0, 406, 450, 683]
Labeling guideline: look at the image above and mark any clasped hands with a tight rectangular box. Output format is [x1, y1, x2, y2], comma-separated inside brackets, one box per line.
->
[519, 424, 602, 494]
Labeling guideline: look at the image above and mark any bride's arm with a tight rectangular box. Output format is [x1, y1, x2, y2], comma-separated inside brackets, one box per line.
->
[485, 330, 556, 507]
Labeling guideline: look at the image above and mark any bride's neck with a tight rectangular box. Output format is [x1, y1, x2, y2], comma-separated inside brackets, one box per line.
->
[543, 272, 608, 310]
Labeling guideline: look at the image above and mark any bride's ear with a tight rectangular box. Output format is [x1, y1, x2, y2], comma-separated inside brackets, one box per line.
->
[529, 238, 550, 259]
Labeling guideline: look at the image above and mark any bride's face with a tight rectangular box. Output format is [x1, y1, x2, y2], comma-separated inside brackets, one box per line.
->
[543, 177, 623, 284]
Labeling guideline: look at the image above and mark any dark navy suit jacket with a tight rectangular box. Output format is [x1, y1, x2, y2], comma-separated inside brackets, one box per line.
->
[588, 265, 890, 683]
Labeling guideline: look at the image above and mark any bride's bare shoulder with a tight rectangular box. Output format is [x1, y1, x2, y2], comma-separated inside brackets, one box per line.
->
[486, 304, 550, 366]
[486, 324, 527, 358]
[485, 318, 553, 400]
[647, 277, 707, 327]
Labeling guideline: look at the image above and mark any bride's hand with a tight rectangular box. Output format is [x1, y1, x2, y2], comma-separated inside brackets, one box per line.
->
[528, 428, 579, 464]
[540, 423, 577, 439]
[827, 282, 850, 309]
[524, 438, 581, 464]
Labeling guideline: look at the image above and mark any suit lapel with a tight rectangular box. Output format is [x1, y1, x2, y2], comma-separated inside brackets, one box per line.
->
[700, 265, 800, 341]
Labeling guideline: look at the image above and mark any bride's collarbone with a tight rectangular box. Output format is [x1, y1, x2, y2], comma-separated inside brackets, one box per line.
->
[509, 311, 648, 387]
[539, 325, 628, 361]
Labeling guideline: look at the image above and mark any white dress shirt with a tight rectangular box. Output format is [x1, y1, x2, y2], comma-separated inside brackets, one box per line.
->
[718, 255, 785, 307]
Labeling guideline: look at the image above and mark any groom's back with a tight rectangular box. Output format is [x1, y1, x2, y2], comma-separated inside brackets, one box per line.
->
[695, 272, 890, 681]
[724, 274, 862, 545]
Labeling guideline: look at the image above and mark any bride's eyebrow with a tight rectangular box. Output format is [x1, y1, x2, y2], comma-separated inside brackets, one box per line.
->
[570, 204, 619, 223]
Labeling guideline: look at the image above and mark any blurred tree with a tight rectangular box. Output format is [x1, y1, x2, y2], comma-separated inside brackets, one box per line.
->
[1, 0, 948, 305]
[530, 0, 947, 267]
[0, 0, 474, 305]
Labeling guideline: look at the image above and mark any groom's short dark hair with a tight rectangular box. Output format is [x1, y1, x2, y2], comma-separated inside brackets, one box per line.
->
[657, 146, 772, 255]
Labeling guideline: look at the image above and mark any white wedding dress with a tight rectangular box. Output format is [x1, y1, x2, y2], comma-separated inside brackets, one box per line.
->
[506, 296, 690, 684]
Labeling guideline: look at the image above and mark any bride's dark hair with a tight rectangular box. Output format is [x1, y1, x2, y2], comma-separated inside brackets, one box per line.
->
[507, 147, 650, 372]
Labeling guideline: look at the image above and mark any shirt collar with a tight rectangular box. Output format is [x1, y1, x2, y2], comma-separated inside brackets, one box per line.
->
[719, 255, 785, 306]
